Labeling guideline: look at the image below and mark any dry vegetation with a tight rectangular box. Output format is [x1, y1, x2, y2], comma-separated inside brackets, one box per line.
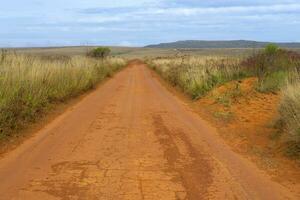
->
[279, 70, 300, 156]
[147, 46, 300, 158]
[148, 56, 245, 99]
[0, 51, 126, 139]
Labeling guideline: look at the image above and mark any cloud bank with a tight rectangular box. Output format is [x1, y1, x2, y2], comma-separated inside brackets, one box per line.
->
[0, 0, 299, 47]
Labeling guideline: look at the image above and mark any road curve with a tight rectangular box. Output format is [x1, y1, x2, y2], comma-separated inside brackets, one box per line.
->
[0, 60, 297, 200]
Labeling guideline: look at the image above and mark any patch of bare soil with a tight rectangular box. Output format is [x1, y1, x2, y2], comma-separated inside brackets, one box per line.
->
[193, 77, 299, 193]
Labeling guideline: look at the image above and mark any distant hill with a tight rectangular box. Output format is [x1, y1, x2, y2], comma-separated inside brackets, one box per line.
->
[145, 40, 300, 49]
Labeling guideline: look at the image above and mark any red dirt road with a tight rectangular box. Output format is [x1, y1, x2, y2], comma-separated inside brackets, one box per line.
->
[0, 61, 297, 199]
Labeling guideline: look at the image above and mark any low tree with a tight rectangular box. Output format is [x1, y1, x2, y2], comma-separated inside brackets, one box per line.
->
[87, 47, 111, 59]
[265, 43, 279, 55]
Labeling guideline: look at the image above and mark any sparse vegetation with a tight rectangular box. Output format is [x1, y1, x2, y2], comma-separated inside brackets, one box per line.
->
[214, 83, 243, 107]
[213, 111, 234, 121]
[0, 52, 125, 139]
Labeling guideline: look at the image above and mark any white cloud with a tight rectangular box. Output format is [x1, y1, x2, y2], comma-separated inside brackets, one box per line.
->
[145, 3, 300, 16]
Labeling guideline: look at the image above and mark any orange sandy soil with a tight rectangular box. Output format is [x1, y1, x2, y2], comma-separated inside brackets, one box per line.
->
[151, 71, 299, 193]
[192, 78, 299, 191]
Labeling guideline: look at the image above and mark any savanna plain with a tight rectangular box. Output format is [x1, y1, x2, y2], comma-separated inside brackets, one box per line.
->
[0, 46, 299, 199]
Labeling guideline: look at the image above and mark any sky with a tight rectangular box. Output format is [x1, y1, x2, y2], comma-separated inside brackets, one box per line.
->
[0, 0, 300, 47]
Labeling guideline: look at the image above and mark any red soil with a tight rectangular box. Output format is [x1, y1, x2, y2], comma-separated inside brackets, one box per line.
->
[194, 77, 300, 192]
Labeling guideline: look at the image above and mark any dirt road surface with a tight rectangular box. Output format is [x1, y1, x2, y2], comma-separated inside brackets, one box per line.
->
[0, 61, 298, 200]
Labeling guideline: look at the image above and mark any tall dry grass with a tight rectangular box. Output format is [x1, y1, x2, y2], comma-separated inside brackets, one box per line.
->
[0, 52, 126, 138]
[148, 56, 246, 99]
[279, 70, 300, 157]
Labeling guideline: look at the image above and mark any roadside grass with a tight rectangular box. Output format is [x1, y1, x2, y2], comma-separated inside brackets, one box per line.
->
[0, 52, 126, 139]
[147, 56, 247, 99]
[279, 70, 300, 158]
[147, 46, 300, 159]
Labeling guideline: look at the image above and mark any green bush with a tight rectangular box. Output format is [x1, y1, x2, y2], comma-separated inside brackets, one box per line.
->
[265, 44, 279, 55]
[87, 47, 111, 59]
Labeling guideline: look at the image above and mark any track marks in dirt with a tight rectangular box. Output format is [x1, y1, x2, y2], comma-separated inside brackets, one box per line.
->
[152, 115, 213, 200]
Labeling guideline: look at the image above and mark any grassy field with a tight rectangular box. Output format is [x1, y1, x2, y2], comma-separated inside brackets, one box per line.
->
[7, 46, 300, 59]
[0, 52, 126, 140]
[10, 46, 143, 58]
[147, 47, 300, 158]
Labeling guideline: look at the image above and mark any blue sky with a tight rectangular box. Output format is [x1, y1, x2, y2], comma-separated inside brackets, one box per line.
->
[1, 0, 300, 47]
